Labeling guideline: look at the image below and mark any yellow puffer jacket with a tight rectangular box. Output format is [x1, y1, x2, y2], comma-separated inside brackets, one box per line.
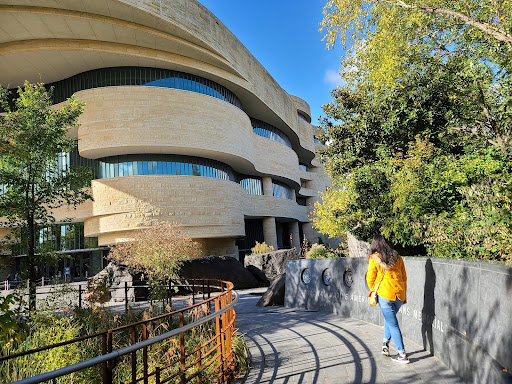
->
[366, 252, 407, 302]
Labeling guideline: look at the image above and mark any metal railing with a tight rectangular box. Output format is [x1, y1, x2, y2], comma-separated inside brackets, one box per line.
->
[1, 278, 214, 315]
[2, 279, 239, 384]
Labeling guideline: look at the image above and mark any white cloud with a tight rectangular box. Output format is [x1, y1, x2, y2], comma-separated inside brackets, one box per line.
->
[324, 69, 345, 87]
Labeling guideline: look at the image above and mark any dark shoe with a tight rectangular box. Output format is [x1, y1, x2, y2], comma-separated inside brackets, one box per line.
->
[382, 342, 389, 356]
[392, 353, 410, 364]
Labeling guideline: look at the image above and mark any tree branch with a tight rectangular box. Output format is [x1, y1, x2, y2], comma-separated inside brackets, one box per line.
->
[379, 0, 512, 47]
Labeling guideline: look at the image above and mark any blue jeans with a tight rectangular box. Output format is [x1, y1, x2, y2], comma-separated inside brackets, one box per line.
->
[378, 296, 405, 353]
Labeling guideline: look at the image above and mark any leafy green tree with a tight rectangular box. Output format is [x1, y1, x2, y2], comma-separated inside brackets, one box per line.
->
[314, 2, 512, 262]
[0, 82, 92, 309]
[321, 0, 512, 87]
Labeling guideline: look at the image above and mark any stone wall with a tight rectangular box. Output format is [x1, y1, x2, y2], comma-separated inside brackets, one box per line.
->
[285, 257, 512, 384]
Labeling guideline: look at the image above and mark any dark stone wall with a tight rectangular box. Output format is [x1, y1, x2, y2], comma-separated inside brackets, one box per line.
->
[285, 257, 512, 384]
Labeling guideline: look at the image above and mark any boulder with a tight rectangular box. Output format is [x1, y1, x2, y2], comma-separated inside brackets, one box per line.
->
[178, 256, 259, 289]
[91, 262, 136, 302]
[257, 273, 286, 307]
[246, 265, 270, 287]
[244, 249, 299, 281]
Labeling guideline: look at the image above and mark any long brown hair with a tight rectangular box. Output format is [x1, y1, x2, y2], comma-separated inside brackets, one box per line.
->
[370, 234, 399, 267]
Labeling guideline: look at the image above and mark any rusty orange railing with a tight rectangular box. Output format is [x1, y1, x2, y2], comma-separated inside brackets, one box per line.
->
[3, 279, 239, 384]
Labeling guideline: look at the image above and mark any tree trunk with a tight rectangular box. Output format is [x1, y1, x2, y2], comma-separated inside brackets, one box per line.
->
[27, 212, 37, 310]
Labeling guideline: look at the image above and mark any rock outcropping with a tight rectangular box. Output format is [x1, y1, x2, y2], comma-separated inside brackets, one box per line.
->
[257, 273, 286, 307]
[244, 249, 299, 282]
[178, 256, 259, 289]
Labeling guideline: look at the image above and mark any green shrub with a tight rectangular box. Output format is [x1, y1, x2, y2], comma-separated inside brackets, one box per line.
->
[0, 294, 23, 356]
[306, 243, 337, 259]
[0, 303, 250, 383]
[251, 241, 274, 255]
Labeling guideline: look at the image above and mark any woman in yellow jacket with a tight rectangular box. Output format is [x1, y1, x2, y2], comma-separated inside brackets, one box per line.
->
[366, 234, 409, 364]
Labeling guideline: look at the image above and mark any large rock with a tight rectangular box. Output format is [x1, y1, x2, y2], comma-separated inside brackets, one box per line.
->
[257, 273, 286, 307]
[244, 249, 299, 281]
[179, 256, 259, 289]
[245, 265, 270, 287]
[91, 262, 136, 302]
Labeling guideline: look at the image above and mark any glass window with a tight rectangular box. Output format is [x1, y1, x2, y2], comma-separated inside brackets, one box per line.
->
[40, 67, 242, 109]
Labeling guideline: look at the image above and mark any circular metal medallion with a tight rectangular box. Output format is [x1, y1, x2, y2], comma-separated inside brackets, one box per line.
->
[343, 268, 353, 288]
[322, 268, 332, 286]
[301, 268, 311, 284]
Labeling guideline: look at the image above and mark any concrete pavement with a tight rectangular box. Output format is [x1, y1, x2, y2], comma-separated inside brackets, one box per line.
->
[235, 289, 462, 384]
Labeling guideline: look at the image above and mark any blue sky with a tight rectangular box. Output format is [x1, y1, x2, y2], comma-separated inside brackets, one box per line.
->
[198, 0, 347, 125]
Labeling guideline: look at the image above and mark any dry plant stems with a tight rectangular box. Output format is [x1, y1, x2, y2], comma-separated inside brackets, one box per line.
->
[107, 221, 201, 283]
[0, 300, 248, 383]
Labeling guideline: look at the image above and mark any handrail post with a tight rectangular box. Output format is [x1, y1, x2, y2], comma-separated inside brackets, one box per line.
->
[101, 332, 113, 384]
[214, 297, 224, 383]
[78, 285, 82, 309]
[124, 281, 128, 314]
[156, 366, 161, 384]
[197, 349, 203, 384]
[168, 280, 173, 308]
[228, 289, 235, 330]
[221, 294, 230, 378]
[179, 312, 186, 384]
[142, 323, 148, 384]
[131, 325, 137, 383]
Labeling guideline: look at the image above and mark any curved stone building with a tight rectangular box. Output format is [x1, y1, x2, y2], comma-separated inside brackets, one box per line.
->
[0, 0, 332, 278]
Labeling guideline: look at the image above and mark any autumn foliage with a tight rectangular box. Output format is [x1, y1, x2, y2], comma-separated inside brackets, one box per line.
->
[107, 222, 201, 281]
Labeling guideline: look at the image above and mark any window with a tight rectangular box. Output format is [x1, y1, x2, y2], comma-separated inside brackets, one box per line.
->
[272, 180, 293, 200]
[297, 111, 310, 123]
[240, 177, 263, 195]
[37, 67, 242, 109]
[250, 118, 292, 148]
[298, 164, 309, 172]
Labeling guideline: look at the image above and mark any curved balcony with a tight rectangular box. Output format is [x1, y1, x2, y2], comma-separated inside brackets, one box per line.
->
[74, 86, 301, 186]
[85, 176, 247, 245]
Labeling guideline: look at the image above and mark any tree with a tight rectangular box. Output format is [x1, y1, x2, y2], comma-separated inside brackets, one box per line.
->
[0, 82, 92, 309]
[314, 4, 512, 262]
[107, 222, 201, 283]
[321, 0, 512, 88]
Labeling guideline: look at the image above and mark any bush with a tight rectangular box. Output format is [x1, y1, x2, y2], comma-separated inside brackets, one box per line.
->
[0, 303, 250, 383]
[107, 221, 201, 282]
[251, 241, 274, 255]
[0, 294, 23, 356]
[306, 243, 337, 259]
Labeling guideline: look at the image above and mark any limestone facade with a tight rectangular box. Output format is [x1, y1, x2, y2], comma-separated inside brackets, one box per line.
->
[0, 0, 334, 259]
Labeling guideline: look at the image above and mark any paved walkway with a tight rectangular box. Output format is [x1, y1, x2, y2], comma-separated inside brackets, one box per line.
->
[234, 290, 462, 384]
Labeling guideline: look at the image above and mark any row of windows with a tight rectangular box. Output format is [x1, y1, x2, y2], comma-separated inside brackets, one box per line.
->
[251, 118, 292, 148]
[240, 177, 263, 196]
[62, 151, 265, 195]
[97, 155, 236, 181]
[3, 152, 302, 200]
[12, 223, 98, 256]
[5, 67, 243, 110]
[272, 181, 293, 200]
